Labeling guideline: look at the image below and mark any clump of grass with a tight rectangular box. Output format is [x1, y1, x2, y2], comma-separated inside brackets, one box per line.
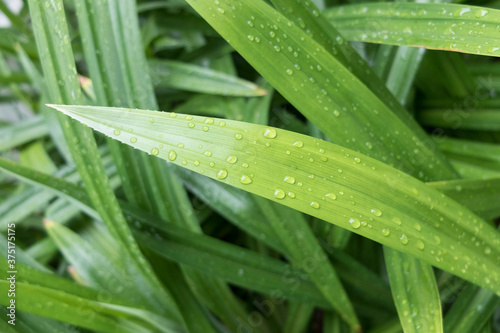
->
[1, 0, 499, 332]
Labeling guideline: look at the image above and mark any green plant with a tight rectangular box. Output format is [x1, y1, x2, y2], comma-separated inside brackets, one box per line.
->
[1, 0, 499, 332]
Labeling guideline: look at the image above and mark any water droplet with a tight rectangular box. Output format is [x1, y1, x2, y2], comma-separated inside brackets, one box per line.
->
[264, 128, 277, 138]
[310, 201, 320, 209]
[114, 130, 121, 135]
[240, 175, 252, 184]
[130, 137, 137, 143]
[284, 176, 295, 184]
[349, 218, 361, 229]
[325, 193, 337, 200]
[354, 157, 361, 164]
[414, 223, 421, 231]
[194, 160, 200, 166]
[204, 151, 212, 157]
[219, 121, 226, 127]
[150, 117, 154, 123]
[217, 7, 225, 14]
[205, 118, 214, 124]
[235, 133, 243, 140]
[269, 31, 276, 38]
[151, 148, 159, 156]
[293, 141, 304, 148]
[370, 209, 382, 217]
[392, 216, 402, 225]
[416, 240, 425, 250]
[203, 126, 209, 132]
[186, 115, 193, 120]
[169, 112, 177, 118]
[168, 150, 177, 161]
[286, 69, 293, 75]
[400, 234, 409, 245]
[217, 169, 228, 179]
[242, 163, 249, 168]
[274, 189, 286, 199]
[209, 162, 215, 167]
[274, 45, 281, 52]
[287, 192, 296, 198]
[308, 174, 315, 179]
[188, 122, 195, 128]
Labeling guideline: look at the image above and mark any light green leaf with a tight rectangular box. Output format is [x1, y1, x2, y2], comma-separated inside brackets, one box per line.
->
[149, 60, 268, 96]
[48, 105, 500, 297]
[326, 3, 500, 57]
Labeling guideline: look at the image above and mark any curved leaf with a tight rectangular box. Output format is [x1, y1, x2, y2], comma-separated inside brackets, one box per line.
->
[48, 104, 500, 297]
[326, 3, 500, 57]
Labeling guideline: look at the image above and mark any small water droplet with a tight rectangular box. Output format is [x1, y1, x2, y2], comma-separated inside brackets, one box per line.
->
[217, 169, 228, 179]
[205, 118, 214, 124]
[264, 128, 277, 138]
[169, 112, 177, 118]
[284, 176, 295, 184]
[203, 126, 209, 132]
[370, 209, 382, 217]
[287, 192, 296, 198]
[416, 240, 425, 250]
[286, 69, 293, 75]
[310, 201, 320, 209]
[354, 157, 361, 164]
[130, 137, 137, 143]
[150, 117, 154, 123]
[274, 188, 286, 199]
[188, 122, 195, 128]
[414, 223, 421, 231]
[194, 160, 200, 166]
[168, 150, 177, 161]
[240, 175, 253, 184]
[204, 151, 212, 157]
[225, 155, 237, 164]
[219, 121, 226, 127]
[392, 216, 402, 225]
[293, 141, 304, 148]
[114, 130, 121, 135]
[235, 133, 243, 140]
[151, 148, 159, 156]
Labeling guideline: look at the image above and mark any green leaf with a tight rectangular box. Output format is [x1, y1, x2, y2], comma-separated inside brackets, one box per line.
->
[27, 0, 178, 318]
[184, 0, 456, 182]
[149, 60, 268, 96]
[326, 3, 500, 57]
[48, 105, 500, 298]
[419, 109, 500, 130]
[383, 247, 442, 333]
[0, 115, 48, 152]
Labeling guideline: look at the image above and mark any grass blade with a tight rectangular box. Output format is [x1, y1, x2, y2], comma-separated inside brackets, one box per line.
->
[48, 105, 500, 297]
[326, 3, 500, 57]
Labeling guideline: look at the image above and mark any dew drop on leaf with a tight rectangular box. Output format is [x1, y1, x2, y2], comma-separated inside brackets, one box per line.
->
[130, 137, 137, 143]
[284, 176, 295, 184]
[400, 234, 409, 245]
[204, 151, 212, 157]
[325, 193, 336, 200]
[168, 150, 177, 161]
[217, 169, 228, 180]
[113, 130, 120, 135]
[293, 141, 304, 148]
[151, 148, 159, 156]
[417, 240, 425, 250]
[370, 208, 382, 217]
[382, 228, 390, 236]
[226, 155, 238, 164]
[274, 188, 286, 199]
[235, 133, 243, 140]
[240, 175, 253, 184]
[310, 201, 320, 209]
[349, 218, 361, 229]
[264, 128, 277, 138]
[287, 191, 296, 198]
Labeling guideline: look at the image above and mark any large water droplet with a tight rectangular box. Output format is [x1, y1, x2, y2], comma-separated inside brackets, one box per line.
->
[400, 234, 409, 245]
[240, 175, 253, 184]
[168, 150, 177, 161]
[370, 208, 382, 217]
[264, 128, 277, 138]
[274, 188, 286, 199]
[325, 193, 336, 200]
[284, 176, 295, 184]
[226, 155, 238, 164]
[217, 169, 228, 180]
[293, 141, 304, 148]
[349, 218, 361, 229]
[382, 228, 390, 236]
